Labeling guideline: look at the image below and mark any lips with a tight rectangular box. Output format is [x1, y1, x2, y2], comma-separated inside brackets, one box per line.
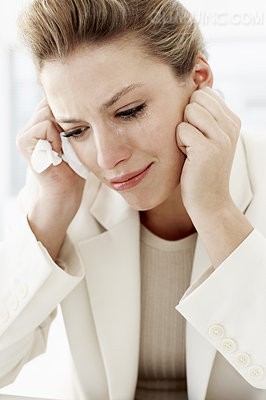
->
[109, 163, 153, 191]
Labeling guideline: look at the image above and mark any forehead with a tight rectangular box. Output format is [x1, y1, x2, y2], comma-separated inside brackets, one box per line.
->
[39, 36, 181, 119]
[42, 38, 150, 86]
[40, 36, 176, 96]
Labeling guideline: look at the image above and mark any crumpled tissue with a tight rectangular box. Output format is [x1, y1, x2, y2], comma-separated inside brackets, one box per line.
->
[30, 133, 90, 179]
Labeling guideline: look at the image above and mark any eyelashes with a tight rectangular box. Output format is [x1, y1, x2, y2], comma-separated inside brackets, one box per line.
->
[116, 103, 146, 120]
[62, 103, 147, 140]
[62, 126, 88, 139]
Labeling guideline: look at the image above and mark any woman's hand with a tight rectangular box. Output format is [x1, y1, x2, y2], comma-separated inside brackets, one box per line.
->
[176, 87, 241, 217]
[17, 98, 85, 261]
[17, 98, 85, 199]
[176, 87, 253, 267]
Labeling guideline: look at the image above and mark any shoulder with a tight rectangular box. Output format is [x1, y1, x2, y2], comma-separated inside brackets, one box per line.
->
[240, 130, 266, 186]
[241, 130, 266, 164]
[240, 131, 266, 233]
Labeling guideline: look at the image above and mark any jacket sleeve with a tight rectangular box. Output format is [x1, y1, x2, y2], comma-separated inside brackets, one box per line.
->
[176, 133, 266, 389]
[0, 170, 84, 387]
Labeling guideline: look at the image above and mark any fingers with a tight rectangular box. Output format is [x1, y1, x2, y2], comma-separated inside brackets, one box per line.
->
[176, 87, 242, 164]
[184, 87, 241, 145]
[176, 122, 207, 159]
[17, 98, 62, 163]
[184, 102, 224, 140]
[202, 87, 240, 126]
[23, 99, 55, 131]
[176, 88, 242, 219]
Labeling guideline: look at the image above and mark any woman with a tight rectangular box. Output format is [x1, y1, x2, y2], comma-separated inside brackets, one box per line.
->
[1, 0, 266, 399]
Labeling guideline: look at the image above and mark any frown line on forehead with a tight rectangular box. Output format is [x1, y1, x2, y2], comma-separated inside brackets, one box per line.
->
[102, 83, 144, 109]
[55, 83, 144, 124]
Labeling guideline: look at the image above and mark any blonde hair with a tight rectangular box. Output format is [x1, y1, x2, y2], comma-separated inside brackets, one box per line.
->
[18, 0, 206, 76]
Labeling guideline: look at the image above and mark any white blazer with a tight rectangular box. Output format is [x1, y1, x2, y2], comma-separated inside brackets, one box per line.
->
[1, 132, 266, 400]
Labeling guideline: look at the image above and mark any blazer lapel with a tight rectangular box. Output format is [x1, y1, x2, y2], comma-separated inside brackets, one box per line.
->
[185, 136, 253, 400]
[78, 184, 141, 400]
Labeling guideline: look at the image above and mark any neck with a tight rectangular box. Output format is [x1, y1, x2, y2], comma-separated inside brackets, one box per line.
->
[140, 185, 196, 241]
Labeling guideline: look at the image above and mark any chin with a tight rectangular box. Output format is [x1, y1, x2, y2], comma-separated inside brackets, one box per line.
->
[117, 171, 181, 211]
[120, 191, 170, 212]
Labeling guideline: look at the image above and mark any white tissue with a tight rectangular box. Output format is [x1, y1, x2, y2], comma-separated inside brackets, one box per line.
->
[30, 133, 90, 179]
[31, 139, 62, 173]
[61, 134, 90, 179]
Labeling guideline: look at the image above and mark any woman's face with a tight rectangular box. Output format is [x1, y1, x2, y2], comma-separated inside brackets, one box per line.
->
[41, 37, 195, 210]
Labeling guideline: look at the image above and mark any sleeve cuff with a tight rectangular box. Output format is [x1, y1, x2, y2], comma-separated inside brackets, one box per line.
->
[176, 229, 266, 388]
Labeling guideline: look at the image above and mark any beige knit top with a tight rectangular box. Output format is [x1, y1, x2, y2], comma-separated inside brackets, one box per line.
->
[135, 225, 197, 400]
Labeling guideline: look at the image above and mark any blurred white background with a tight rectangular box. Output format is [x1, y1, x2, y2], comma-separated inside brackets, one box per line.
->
[0, 0, 265, 399]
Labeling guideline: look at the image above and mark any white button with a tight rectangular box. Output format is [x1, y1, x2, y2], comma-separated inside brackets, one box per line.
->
[235, 352, 251, 367]
[208, 324, 225, 340]
[0, 307, 9, 324]
[221, 338, 237, 353]
[14, 282, 28, 300]
[7, 294, 19, 312]
[248, 365, 264, 380]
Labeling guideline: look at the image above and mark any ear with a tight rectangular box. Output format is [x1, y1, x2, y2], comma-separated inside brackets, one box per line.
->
[192, 55, 213, 89]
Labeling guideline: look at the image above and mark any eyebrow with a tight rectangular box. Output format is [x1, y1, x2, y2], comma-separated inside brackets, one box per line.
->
[102, 83, 144, 109]
[55, 83, 144, 124]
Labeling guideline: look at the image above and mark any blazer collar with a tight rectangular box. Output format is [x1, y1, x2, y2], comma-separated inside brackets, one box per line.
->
[229, 136, 253, 214]
[78, 215, 141, 400]
[78, 176, 140, 399]
[89, 176, 136, 231]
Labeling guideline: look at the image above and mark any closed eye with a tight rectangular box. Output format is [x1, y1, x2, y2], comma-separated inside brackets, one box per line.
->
[62, 126, 89, 140]
[116, 103, 146, 120]
[61, 102, 146, 139]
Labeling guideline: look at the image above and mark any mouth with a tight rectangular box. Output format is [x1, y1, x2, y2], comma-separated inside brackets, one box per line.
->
[109, 163, 153, 191]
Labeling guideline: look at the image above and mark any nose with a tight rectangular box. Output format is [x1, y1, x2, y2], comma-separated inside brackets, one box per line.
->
[93, 123, 132, 170]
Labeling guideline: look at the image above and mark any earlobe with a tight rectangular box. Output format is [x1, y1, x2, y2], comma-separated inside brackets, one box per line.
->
[193, 56, 213, 89]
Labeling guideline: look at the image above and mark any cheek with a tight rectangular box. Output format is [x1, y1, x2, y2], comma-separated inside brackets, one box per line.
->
[146, 107, 186, 174]
[134, 113, 169, 147]
[142, 110, 181, 152]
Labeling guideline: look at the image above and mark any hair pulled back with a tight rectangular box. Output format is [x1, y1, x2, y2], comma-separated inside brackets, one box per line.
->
[18, 0, 206, 76]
